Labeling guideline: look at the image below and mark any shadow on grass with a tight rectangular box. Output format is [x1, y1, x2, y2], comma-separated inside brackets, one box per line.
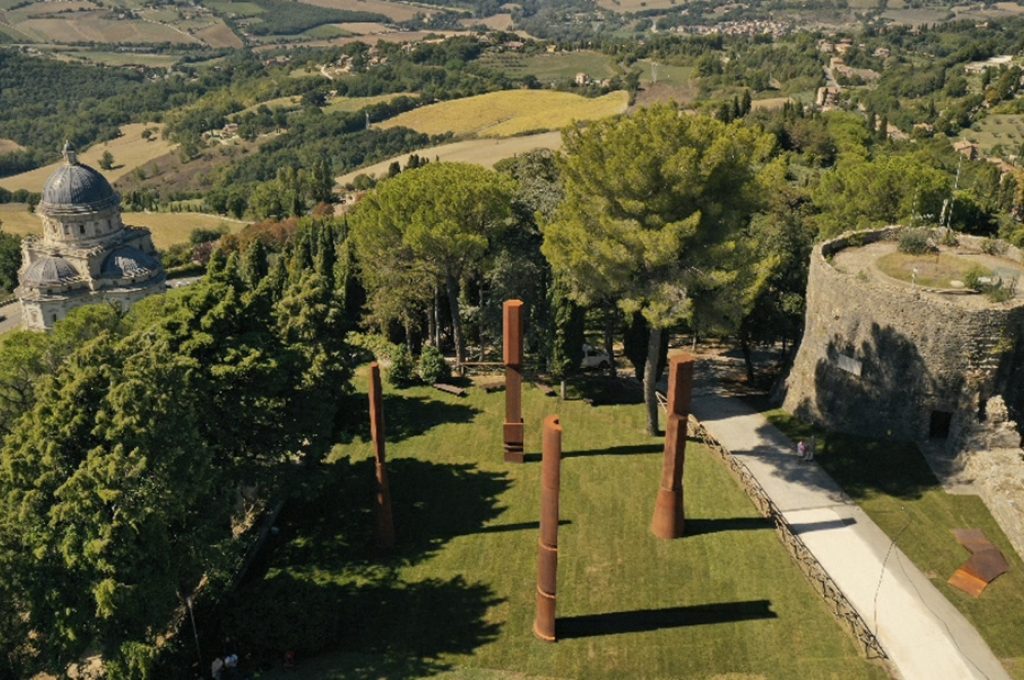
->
[523, 444, 661, 462]
[260, 458, 512, 574]
[685, 517, 773, 536]
[763, 412, 940, 501]
[215, 456, 510, 674]
[334, 392, 481, 445]
[470, 519, 571, 535]
[557, 600, 777, 639]
[222, 572, 502, 676]
[569, 374, 644, 405]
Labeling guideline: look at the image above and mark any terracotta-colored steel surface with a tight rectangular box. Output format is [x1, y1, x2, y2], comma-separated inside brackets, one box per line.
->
[651, 353, 695, 540]
[503, 300, 525, 463]
[948, 528, 1010, 597]
[369, 362, 395, 550]
[534, 415, 562, 642]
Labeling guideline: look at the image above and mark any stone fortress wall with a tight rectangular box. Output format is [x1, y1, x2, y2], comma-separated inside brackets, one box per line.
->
[783, 227, 1024, 557]
[784, 227, 1024, 448]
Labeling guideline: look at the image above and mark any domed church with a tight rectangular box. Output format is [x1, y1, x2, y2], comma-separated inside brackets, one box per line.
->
[16, 142, 165, 331]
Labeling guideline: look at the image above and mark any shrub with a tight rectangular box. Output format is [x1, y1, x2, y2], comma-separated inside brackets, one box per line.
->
[897, 229, 935, 255]
[417, 344, 449, 384]
[964, 265, 987, 290]
[387, 344, 416, 387]
[981, 237, 1007, 256]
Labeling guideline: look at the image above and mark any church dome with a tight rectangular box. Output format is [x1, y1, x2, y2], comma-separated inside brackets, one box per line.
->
[101, 246, 160, 280]
[40, 142, 119, 213]
[22, 256, 80, 287]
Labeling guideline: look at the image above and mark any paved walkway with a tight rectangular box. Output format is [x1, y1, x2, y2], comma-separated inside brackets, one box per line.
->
[690, 376, 1009, 680]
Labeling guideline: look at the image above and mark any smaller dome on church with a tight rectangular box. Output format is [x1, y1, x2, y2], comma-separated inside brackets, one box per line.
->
[40, 142, 119, 213]
[101, 246, 160, 280]
[22, 256, 80, 287]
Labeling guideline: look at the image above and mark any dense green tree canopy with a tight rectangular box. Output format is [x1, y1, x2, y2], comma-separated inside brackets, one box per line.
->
[350, 162, 515, 364]
[543, 106, 775, 433]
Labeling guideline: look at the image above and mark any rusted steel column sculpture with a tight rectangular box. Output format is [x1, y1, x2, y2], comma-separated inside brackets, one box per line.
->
[651, 353, 695, 540]
[369, 362, 395, 550]
[503, 299, 525, 463]
[534, 415, 562, 642]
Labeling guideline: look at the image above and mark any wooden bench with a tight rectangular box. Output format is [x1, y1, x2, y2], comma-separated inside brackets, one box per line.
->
[434, 383, 468, 397]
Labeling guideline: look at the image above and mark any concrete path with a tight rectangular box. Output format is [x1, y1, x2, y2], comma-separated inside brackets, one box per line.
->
[689, 378, 1009, 680]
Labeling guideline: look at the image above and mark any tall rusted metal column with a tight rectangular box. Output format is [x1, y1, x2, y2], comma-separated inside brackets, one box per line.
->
[651, 353, 695, 540]
[503, 299, 525, 463]
[534, 415, 562, 642]
[368, 362, 395, 550]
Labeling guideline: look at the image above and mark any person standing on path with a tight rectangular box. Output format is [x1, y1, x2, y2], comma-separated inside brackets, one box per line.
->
[797, 440, 807, 461]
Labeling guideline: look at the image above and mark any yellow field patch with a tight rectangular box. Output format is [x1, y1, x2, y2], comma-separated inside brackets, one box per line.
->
[296, 0, 434, 21]
[0, 139, 25, 155]
[0, 123, 176, 194]
[335, 131, 563, 186]
[0, 203, 40, 236]
[17, 15, 201, 44]
[122, 211, 248, 250]
[461, 12, 513, 29]
[379, 90, 629, 138]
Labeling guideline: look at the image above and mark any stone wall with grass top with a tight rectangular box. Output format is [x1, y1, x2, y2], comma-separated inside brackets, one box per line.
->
[783, 227, 1024, 448]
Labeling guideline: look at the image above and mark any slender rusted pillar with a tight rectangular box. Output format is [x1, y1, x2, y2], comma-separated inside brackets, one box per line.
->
[368, 362, 395, 550]
[534, 415, 562, 642]
[503, 299, 525, 463]
[651, 353, 695, 540]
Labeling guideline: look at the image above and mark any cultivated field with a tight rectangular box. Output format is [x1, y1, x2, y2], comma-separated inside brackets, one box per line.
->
[479, 50, 619, 84]
[960, 114, 1024, 158]
[48, 49, 183, 67]
[0, 203, 246, 249]
[0, 203, 39, 235]
[336, 131, 563, 186]
[0, 123, 175, 193]
[296, 0, 436, 21]
[15, 13, 202, 44]
[0, 139, 25, 155]
[122, 211, 247, 249]
[379, 90, 628, 138]
[323, 92, 416, 113]
[596, 0, 680, 11]
[195, 20, 244, 47]
[0, 2, 240, 47]
[461, 12, 513, 29]
[634, 60, 698, 107]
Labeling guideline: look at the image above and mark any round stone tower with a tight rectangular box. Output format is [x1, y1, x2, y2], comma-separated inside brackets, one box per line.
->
[783, 227, 1024, 450]
[16, 142, 166, 331]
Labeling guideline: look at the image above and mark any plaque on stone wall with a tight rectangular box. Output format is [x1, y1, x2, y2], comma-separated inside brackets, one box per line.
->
[835, 353, 862, 377]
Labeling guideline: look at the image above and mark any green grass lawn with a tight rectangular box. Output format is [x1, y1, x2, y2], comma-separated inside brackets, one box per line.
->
[766, 410, 1024, 678]
[217, 370, 888, 679]
[876, 251, 992, 288]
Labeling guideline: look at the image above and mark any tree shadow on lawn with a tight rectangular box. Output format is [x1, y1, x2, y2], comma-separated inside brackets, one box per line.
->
[216, 457, 510, 675]
[248, 456, 513, 578]
[759, 415, 940, 502]
[558, 600, 777, 639]
[222, 571, 502, 677]
[334, 391, 481, 445]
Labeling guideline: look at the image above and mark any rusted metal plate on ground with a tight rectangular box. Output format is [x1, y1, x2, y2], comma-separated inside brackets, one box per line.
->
[949, 568, 988, 598]
[948, 528, 1009, 597]
[952, 528, 990, 554]
[962, 548, 1009, 583]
